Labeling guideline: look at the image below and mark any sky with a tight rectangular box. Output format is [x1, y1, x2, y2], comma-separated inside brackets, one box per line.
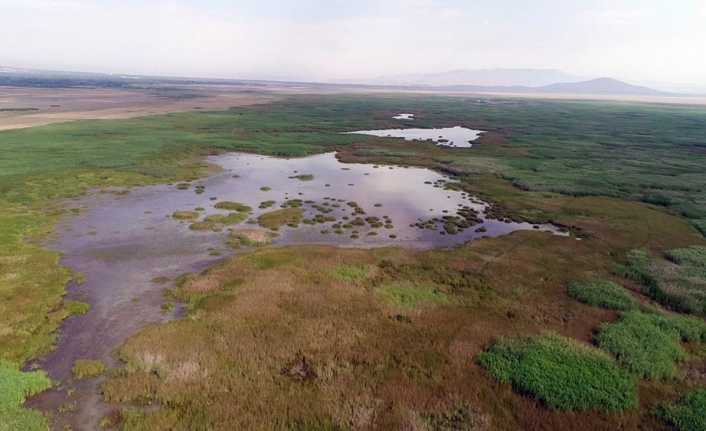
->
[1, 0, 705, 87]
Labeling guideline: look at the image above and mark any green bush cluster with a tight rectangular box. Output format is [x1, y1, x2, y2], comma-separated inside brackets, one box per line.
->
[619, 248, 706, 317]
[567, 279, 636, 310]
[595, 311, 687, 379]
[477, 334, 637, 412]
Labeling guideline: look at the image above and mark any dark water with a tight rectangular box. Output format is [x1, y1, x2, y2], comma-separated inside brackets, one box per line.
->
[28, 152, 562, 429]
[347, 126, 484, 148]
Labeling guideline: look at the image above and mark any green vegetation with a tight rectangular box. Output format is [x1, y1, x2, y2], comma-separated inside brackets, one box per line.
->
[619, 247, 706, 316]
[227, 229, 273, 248]
[656, 389, 706, 431]
[213, 201, 252, 212]
[64, 300, 91, 316]
[328, 264, 370, 283]
[289, 174, 314, 181]
[377, 281, 449, 308]
[258, 208, 304, 230]
[1, 94, 706, 428]
[71, 359, 106, 379]
[189, 212, 250, 231]
[0, 361, 52, 431]
[567, 279, 636, 310]
[595, 311, 687, 379]
[477, 334, 637, 411]
[171, 210, 199, 220]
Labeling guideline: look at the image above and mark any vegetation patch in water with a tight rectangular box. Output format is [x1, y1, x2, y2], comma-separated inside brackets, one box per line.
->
[228, 229, 273, 248]
[64, 300, 91, 316]
[172, 211, 200, 221]
[288, 174, 314, 181]
[258, 208, 304, 230]
[71, 359, 106, 379]
[214, 201, 252, 212]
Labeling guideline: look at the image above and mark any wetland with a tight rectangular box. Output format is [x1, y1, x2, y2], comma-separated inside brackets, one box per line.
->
[1, 94, 705, 431]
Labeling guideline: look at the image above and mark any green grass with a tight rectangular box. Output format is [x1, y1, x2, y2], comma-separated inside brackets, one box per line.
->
[64, 300, 91, 316]
[656, 389, 706, 431]
[328, 264, 370, 283]
[377, 281, 450, 308]
[595, 311, 687, 379]
[258, 208, 304, 230]
[477, 334, 637, 411]
[567, 279, 637, 310]
[619, 247, 706, 317]
[0, 361, 52, 431]
[213, 201, 252, 212]
[71, 359, 106, 379]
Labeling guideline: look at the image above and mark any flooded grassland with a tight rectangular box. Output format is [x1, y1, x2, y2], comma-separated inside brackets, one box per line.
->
[28, 148, 562, 429]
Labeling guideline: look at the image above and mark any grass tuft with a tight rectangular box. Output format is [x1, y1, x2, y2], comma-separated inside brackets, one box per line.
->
[72, 359, 106, 379]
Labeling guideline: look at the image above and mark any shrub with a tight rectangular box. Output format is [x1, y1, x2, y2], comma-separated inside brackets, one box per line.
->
[477, 334, 637, 411]
[595, 311, 686, 379]
[656, 389, 706, 431]
[567, 280, 636, 310]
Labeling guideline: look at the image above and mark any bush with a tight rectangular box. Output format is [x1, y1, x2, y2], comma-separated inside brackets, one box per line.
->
[568, 280, 636, 310]
[656, 389, 706, 431]
[477, 334, 637, 411]
[595, 311, 686, 379]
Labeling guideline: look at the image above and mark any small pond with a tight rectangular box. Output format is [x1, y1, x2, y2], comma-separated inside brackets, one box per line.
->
[347, 126, 484, 148]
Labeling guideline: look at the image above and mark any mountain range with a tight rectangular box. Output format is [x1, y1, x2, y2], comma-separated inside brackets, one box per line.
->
[350, 69, 669, 96]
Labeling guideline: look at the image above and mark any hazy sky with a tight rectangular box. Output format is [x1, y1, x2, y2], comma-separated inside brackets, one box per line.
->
[2, 0, 705, 86]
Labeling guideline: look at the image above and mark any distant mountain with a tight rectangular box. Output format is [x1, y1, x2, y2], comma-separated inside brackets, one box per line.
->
[357, 68, 583, 87]
[537, 77, 665, 96]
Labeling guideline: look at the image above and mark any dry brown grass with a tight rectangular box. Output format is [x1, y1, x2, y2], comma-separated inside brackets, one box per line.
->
[103, 189, 704, 430]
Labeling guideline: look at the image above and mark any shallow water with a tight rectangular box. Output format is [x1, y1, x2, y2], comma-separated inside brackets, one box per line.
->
[28, 152, 561, 429]
[347, 126, 484, 148]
